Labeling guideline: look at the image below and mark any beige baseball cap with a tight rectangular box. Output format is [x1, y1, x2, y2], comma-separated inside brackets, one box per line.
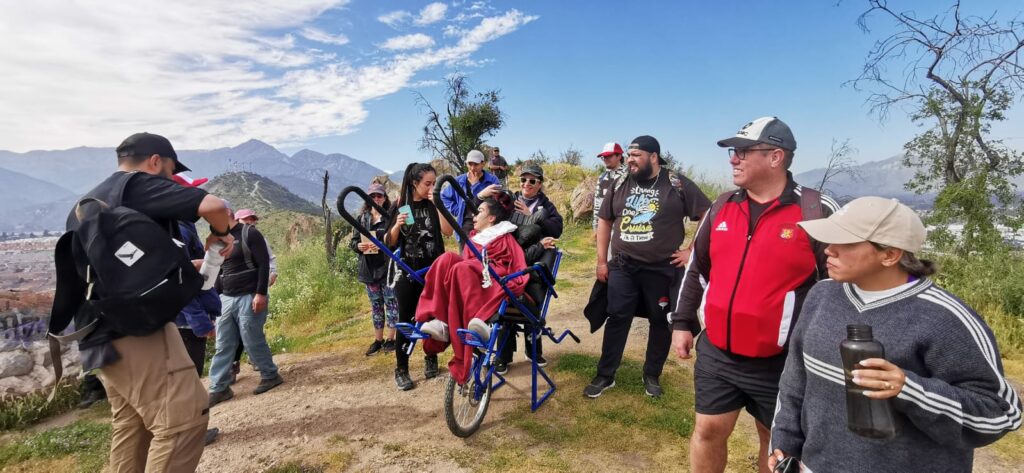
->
[798, 196, 927, 253]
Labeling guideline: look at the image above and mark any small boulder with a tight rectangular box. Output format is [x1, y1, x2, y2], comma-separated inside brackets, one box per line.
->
[0, 350, 34, 378]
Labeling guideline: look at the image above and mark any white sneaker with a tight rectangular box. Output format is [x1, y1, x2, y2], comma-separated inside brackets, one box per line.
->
[420, 319, 449, 342]
[467, 318, 492, 342]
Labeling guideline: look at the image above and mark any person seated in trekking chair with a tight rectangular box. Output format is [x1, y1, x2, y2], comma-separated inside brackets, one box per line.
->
[497, 163, 563, 372]
[415, 193, 530, 385]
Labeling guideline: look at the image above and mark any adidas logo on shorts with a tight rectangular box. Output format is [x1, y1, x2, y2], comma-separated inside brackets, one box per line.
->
[715, 222, 728, 232]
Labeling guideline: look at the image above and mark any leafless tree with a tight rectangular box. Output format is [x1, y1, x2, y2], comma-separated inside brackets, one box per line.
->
[321, 171, 336, 265]
[817, 138, 862, 194]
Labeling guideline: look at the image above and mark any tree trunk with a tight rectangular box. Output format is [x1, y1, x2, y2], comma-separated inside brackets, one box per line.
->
[322, 171, 336, 265]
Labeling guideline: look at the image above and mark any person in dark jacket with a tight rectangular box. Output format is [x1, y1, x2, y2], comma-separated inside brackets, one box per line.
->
[498, 164, 564, 371]
[175, 218, 220, 371]
[349, 183, 399, 356]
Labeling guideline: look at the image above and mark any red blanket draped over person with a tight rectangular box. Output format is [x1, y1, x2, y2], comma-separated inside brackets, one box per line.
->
[415, 221, 528, 384]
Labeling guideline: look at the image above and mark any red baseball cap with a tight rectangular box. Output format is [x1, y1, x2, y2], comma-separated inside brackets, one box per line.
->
[597, 142, 623, 157]
[171, 173, 209, 187]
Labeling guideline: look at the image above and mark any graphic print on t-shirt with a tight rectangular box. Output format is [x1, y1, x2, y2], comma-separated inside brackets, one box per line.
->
[404, 202, 438, 260]
[619, 184, 660, 242]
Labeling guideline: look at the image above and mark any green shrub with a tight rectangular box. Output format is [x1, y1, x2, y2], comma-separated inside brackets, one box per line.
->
[0, 420, 111, 472]
[0, 380, 81, 431]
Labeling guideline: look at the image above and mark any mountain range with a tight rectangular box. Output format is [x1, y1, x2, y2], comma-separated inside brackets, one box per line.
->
[0, 140, 385, 232]
[792, 154, 1024, 209]
[4, 142, 1021, 233]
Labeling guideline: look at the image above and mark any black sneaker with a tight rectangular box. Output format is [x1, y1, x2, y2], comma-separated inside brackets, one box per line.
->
[365, 339, 384, 356]
[424, 355, 439, 379]
[527, 354, 548, 367]
[77, 389, 106, 410]
[395, 368, 415, 391]
[643, 374, 663, 398]
[204, 428, 220, 446]
[253, 374, 284, 395]
[209, 388, 234, 408]
[382, 340, 396, 353]
[495, 359, 509, 375]
[583, 376, 615, 398]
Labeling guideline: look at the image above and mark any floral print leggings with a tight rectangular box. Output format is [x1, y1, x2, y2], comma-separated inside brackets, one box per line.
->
[365, 283, 399, 330]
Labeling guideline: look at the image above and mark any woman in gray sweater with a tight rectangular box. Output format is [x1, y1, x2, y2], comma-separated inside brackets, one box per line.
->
[769, 197, 1021, 473]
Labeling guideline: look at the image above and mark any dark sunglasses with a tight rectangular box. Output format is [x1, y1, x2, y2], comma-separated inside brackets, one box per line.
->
[520, 177, 541, 185]
[369, 193, 385, 198]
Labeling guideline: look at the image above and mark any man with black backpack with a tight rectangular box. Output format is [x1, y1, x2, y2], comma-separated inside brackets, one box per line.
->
[585, 135, 711, 399]
[207, 207, 283, 407]
[670, 117, 838, 473]
[50, 132, 235, 472]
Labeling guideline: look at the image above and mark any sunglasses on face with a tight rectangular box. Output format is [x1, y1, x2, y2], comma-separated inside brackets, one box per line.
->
[370, 193, 385, 199]
[520, 177, 541, 185]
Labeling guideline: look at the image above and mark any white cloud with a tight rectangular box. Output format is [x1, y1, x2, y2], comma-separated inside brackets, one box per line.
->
[381, 33, 435, 51]
[414, 3, 448, 26]
[0, 1, 537, 151]
[300, 27, 350, 46]
[378, 10, 411, 27]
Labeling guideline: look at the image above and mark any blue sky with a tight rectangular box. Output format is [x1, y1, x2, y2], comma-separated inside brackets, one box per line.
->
[2, 0, 1021, 176]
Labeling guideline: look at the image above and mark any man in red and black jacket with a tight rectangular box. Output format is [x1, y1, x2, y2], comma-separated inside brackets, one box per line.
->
[671, 117, 838, 473]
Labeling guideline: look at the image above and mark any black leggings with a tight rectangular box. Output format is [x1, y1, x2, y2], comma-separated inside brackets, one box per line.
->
[393, 276, 425, 371]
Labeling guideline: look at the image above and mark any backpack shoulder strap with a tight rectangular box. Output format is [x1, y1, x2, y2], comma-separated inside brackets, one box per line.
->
[798, 186, 824, 221]
[240, 224, 256, 270]
[706, 191, 734, 227]
[109, 171, 139, 207]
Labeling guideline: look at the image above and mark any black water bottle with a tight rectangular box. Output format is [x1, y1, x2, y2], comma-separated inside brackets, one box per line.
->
[840, 324, 896, 439]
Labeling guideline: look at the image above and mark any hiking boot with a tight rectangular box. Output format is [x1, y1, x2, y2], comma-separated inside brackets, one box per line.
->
[467, 318, 492, 342]
[77, 389, 106, 410]
[204, 428, 220, 446]
[643, 375, 663, 398]
[230, 361, 240, 385]
[382, 339, 396, 353]
[395, 368, 415, 391]
[420, 319, 449, 342]
[495, 358, 509, 375]
[365, 339, 384, 356]
[209, 388, 234, 408]
[253, 374, 284, 395]
[424, 355, 439, 379]
[583, 376, 615, 398]
[526, 354, 548, 367]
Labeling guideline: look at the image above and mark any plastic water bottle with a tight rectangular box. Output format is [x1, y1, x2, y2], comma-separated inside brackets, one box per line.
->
[199, 242, 226, 290]
[840, 324, 896, 439]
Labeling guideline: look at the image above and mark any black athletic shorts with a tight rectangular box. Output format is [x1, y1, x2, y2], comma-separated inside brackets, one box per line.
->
[693, 335, 786, 428]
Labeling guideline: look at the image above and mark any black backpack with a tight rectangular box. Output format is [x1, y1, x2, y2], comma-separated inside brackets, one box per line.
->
[47, 172, 202, 397]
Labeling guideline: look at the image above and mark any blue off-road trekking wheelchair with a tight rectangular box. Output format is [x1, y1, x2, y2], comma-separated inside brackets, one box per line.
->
[337, 176, 579, 437]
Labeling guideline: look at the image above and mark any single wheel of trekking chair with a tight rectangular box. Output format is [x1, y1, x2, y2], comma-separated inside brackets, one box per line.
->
[444, 351, 493, 437]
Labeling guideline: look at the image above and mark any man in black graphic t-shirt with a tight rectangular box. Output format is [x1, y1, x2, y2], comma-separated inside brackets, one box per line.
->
[585, 135, 710, 399]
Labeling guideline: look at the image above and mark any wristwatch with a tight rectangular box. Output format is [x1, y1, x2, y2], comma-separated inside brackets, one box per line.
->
[209, 224, 230, 237]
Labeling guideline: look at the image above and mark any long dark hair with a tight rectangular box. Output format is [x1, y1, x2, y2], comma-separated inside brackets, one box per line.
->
[397, 162, 437, 207]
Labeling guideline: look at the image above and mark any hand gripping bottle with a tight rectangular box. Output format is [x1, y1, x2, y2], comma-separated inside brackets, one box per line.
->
[199, 242, 226, 290]
[841, 324, 897, 439]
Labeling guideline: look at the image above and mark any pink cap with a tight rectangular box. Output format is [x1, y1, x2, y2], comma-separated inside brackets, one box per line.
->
[235, 209, 257, 221]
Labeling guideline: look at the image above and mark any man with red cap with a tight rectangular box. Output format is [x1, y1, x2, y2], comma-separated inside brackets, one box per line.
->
[593, 142, 627, 231]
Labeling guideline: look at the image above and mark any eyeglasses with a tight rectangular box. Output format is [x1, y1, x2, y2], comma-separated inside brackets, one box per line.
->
[728, 147, 779, 160]
[520, 177, 541, 185]
[369, 193, 385, 199]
